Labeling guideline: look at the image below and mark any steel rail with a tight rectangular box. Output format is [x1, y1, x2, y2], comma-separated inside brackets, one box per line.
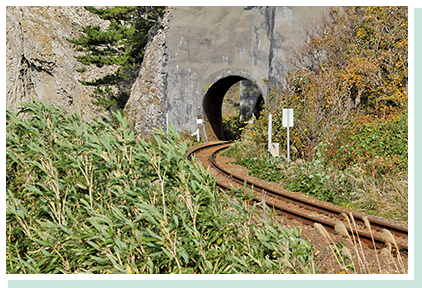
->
[188, 142, 409, 256]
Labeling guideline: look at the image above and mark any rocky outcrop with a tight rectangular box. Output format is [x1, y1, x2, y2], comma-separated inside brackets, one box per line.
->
[124, 7, 174, 137]
[6, 6, 112, 121]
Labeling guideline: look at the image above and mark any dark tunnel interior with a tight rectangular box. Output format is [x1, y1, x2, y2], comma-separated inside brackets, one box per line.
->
[203, 76, 264, 141]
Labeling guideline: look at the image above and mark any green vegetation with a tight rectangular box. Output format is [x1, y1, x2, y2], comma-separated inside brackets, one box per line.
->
[67, 6, 165, 111]
[221, 82, 248, 141]
[224, 106, 408, 221]
[221, 82, 241, 118]
[6, 6, 408, 274]
[6, 101, 316, 274]
[324, 111, 408, 176]
[222, 113, 249, 141]
[230, 150, 362, 205]
[222, 6, 408, 221]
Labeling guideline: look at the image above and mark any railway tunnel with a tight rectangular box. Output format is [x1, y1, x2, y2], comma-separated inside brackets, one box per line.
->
[202, 75, 264, 141]
[124, 7, 331, 140]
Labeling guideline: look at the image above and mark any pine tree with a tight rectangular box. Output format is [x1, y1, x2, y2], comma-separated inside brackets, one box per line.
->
[67, 6, 165, 111]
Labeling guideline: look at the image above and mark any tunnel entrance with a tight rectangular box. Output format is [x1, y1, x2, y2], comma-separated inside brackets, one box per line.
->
[203, 76, 264, 141]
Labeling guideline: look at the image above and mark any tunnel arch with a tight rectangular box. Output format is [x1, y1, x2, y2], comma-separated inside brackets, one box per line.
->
[202, 75, 264, 141]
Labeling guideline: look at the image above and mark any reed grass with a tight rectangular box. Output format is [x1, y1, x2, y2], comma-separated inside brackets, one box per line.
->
[6, 101, 316, 274]
[316, 215, 407, 274]
[381, 229, 406, 273]
[314, 223, 345, 271]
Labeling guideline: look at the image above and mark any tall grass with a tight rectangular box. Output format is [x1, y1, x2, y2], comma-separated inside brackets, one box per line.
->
[225, 147, 408, 222]
[314, 214, 407, 274]
[223, 103, 408, 221]
[6, 101, 316, 274]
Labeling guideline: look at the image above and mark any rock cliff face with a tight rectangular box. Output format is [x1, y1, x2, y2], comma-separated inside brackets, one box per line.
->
[124, 7, 174, 137]
[6, 6, 111, 121]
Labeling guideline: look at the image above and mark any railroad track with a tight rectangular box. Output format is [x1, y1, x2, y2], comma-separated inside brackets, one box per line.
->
[187, 141, 409, 257]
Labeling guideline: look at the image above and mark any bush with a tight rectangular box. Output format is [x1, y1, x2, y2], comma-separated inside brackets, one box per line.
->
[228, 148, 407, 221]
[6, 101, 315, 274]
[323, 110, 408, 176]
[234, 157, 282, 183]
[222, 113, 249, 141]
[233, 155, 357, 205]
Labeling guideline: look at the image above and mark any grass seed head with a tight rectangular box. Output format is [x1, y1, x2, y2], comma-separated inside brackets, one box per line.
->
[340, 212, 350, 224]
[335, 221, 350, 238]
[280, 257, 293, 269]
[314, 223, 329, 238]
[348, 212, 355, 223]
[381, 229, 397, 246]
[342, 246, 353, 260]
[380, 247, 392, 263]
[362, 216, 371, 230]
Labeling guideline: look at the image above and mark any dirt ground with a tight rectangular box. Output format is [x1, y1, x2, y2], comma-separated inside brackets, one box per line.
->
[190, 143, 409, 274]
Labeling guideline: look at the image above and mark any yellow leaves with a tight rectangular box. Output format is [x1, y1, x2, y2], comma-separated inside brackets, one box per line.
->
[279, 6, 407, 150]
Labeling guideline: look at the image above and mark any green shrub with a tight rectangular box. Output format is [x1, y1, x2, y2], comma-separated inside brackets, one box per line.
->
[222, 113, 249, 141]
[281, 159, 357, 204]
[233, 156, 357, 205]
[229, 152, 406, 221]
[6, 101, 315, 274]
[234, 157, 282, 183]
[324, 110, 408, 176]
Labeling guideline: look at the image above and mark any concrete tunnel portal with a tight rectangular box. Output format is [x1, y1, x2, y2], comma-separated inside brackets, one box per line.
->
[124, 7, 332, 139]
[202, 75, 264, 141]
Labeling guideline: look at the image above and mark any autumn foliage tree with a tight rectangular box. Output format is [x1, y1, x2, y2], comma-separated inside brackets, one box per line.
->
[259, 6, 408, 158]
[300, 6, 408, 111]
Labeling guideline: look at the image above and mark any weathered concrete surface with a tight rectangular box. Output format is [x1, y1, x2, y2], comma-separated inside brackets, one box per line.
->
[6, 6, 112, 121]
[125, 6, 330, 140]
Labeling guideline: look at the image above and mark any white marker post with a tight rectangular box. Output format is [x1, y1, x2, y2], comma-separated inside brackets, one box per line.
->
[195, 115, 203, 142]
[282, 108, 294, 162]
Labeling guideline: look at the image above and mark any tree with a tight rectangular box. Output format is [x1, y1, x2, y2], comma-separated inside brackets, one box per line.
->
[242, 6, 407, 160]
[277, 6, 407, 155]
[67, 6, 165, 111]
[290, 7, 407, 111]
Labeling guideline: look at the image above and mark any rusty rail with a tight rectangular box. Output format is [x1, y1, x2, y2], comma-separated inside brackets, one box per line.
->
[188, 142, 408, 257]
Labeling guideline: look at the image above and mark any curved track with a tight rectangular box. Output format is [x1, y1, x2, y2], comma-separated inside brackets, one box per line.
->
[187, 141, 408, 257]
